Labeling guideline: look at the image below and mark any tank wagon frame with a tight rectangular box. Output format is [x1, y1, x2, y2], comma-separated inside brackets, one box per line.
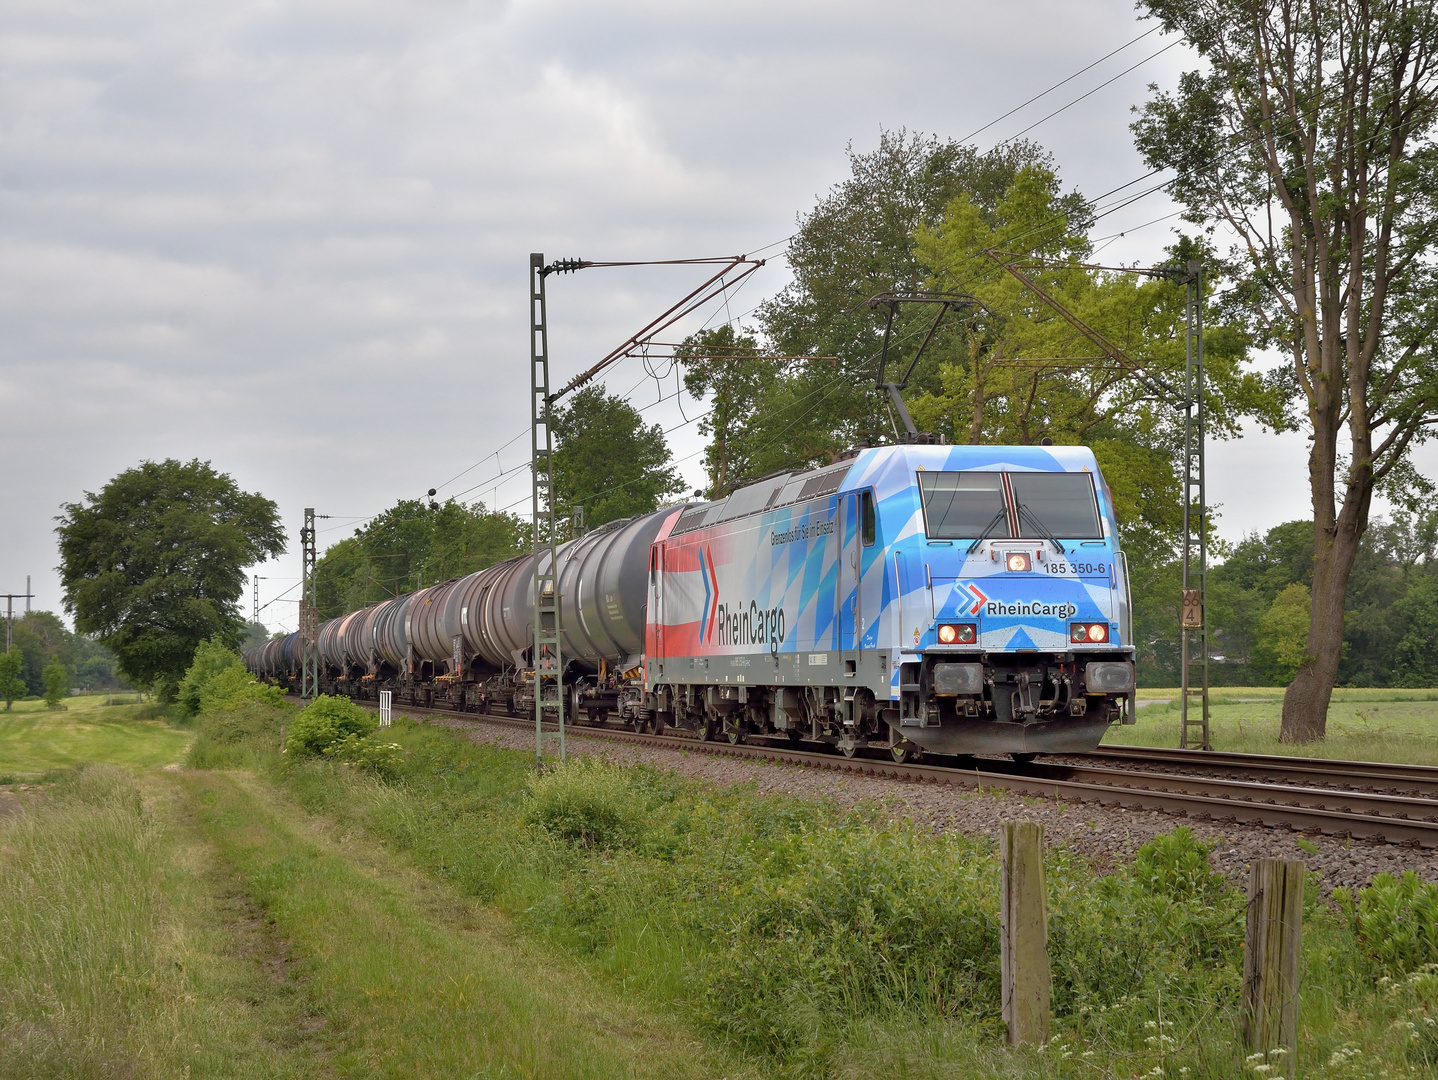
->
[248, 444, 1136, 761]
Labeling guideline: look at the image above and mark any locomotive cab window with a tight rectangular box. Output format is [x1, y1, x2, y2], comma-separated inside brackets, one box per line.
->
[860, 491, 876, 547]
[918, 472, 1012, 540]
[1009, 471, 1103, 539]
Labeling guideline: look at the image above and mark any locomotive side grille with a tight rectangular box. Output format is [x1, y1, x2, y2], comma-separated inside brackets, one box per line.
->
[671, 505, 713, 535]
[793, 464, 849, 503]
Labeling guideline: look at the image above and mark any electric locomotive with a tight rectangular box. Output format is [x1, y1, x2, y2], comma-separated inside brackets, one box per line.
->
[248, 442, 1136, 761]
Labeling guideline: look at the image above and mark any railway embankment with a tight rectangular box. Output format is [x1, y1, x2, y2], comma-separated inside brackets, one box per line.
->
[409, 707, 1438, 895]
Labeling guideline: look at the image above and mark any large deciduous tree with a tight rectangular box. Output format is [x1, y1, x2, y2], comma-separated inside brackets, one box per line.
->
[551, 385, 684, 528]
[753, 129, 1090, 471]
[1133, 0, 1438, 740]
[57, 459, 286, 699]
[678, 325, 787, 497]
[913, 163, 1278, 567]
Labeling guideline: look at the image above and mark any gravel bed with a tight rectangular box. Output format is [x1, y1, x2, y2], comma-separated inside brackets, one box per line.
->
[407, 710, 1438, 894]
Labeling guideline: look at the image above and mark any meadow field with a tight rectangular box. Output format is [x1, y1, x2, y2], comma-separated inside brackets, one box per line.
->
[1115, 687, 1438, 764]
[5, 686, 1438, 1078]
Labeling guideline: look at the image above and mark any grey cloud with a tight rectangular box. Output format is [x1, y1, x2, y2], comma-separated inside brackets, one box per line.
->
[3, 0, 1247, 630]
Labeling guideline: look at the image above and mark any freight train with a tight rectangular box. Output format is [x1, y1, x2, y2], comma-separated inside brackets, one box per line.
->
[247, 443, 1137, 761]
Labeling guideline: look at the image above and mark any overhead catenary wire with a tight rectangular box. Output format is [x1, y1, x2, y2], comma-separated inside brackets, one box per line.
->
[302, 28, 1340, 551]
[419, 35, 1212, 520]
[996, 38, 1185, 147]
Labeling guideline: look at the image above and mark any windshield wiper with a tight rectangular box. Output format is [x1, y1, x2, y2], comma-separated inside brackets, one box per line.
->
[1016, 503, 1067, 555]
[966, 507, 1011, 554]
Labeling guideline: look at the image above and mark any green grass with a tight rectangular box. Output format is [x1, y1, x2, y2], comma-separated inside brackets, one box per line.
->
[10, 687, 1438, 1079]
[1, 706, 745, 1078]
[184, 767, 741, 1079]
[0, 764, 322, 1078]
[1111, 686, 1438, 763]
[0, 694, 191, 777]
[252, 714, 1438, 1079]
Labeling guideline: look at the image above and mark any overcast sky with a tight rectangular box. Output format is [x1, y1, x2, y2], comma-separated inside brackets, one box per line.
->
[3, 0, 1399, 633]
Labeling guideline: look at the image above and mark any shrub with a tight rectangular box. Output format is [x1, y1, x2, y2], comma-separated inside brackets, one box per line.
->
[179, 637, 235, 714]
[1130, 825, 1231, 903]
[285, 694, 376, 757]
[324, 733, 405, 780]
[42, 661, 69, 708]
[198, 664, 284, 713]
[1339, 870, 1438, 974]
[178, 636, 282, 716]
[522, 757, 645, 850]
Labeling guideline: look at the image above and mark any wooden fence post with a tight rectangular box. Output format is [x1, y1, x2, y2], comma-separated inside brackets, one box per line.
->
[1242, 858, 1304, 1075]
[1000, 819, 1050, 1045]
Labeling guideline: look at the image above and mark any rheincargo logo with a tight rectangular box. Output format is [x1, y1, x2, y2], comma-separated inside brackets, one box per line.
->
[716, 600, 787, 658]
[986, 600, 1078, 619]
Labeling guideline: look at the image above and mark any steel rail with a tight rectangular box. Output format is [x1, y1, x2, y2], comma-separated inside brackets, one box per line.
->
[359, 699, 1438, 849]
[1068, 745, 1438, 796]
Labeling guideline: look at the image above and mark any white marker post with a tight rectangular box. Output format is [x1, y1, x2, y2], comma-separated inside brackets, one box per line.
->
[379, 690, 392, 729]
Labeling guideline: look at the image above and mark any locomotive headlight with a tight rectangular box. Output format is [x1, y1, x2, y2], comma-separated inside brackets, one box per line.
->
[936, 623, 977, 645]
[1006, 552, 1032, 573]
[1088, 622, 1108, 642]
[1071, 622, 1109, 643]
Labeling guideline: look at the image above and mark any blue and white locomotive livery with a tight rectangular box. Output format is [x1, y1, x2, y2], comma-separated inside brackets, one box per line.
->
[248, 443, 1136, 761]
[646, 442, 1135, 758]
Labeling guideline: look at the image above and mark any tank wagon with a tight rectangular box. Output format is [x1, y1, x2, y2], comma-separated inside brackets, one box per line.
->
[248, 443, 1136, 760]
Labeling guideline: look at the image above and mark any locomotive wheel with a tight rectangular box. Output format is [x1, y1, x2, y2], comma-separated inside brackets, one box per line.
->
[840, 742, 858, 759]
[650, 713, 666, 736]
[726, 727, 744, 745]
[698, 720, 715, 742]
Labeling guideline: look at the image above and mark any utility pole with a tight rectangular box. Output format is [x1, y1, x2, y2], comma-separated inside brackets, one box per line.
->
[1172, 261, 1210, 750]
[983, 251, 1209, 749]
[2, 588, 34, 653]
[525, 249, 771, 765]
[531, 253, 566, 764]
[299, 510, 319, 700]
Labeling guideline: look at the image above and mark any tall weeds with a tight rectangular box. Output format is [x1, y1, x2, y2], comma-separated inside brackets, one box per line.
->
[0, 766, 158, 1078]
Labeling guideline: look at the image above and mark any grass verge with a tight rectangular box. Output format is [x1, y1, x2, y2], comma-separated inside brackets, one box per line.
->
[181, 767, 739, 1079]
[0, 764, 321, 1078]
[195, 706, 1438, 1079]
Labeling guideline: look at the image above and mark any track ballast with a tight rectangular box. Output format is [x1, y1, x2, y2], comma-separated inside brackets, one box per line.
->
[362, 699, 1438, 848]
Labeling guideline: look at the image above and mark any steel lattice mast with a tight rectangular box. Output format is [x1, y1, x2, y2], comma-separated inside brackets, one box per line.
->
[529, 254, 566, 764]
[300, 508, 319, 701]
[982, 251, 1209, 749]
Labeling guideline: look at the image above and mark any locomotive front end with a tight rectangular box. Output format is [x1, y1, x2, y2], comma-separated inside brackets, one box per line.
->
[889, 452, 1135, 757]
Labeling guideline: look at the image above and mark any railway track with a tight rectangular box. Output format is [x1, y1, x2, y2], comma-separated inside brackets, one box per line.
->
[1062, 745, 1438, 798]
[361, 698, 1438, 849]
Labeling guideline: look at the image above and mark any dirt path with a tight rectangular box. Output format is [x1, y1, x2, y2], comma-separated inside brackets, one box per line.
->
[173, 768, 747, 1080]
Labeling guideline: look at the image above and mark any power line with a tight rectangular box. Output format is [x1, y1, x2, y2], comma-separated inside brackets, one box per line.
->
[959, 26, 1162, 144]
[997, 38, 1185, 147]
